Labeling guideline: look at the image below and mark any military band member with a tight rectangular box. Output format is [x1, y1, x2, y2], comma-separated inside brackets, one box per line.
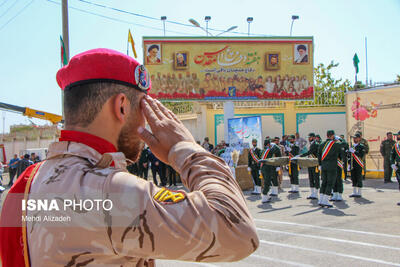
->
[331, 136, 346, 202]
[0, 49, 259, 266]
[349, 133, 366, 198]
[356, 131, 369, 180]
[318, 130, 342, 208]
[300, 133, 320, 200]
[273, 137, 285, 190]
[380, 132, 396, 183]
[390, 131, 400, 206]
[286, 135, 300, 193]
[260, 138, 282, 203]
[248, 138, 262, 195]
[340, 134, 350, 180]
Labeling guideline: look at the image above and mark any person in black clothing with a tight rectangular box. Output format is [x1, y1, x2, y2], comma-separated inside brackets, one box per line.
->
[17, 154, 32, 177]
[300, 133, 320, 199]
[348, 133, 366, 198]
[286, 135, 300, 193]
[167, 165, 177, 186]
[138, 147, 150, 180]
[148, 150, 167, 186]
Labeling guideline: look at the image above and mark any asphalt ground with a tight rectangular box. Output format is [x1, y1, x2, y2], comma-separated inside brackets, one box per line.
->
[1, 171, 399, 267]
[157, 171, 400, 267]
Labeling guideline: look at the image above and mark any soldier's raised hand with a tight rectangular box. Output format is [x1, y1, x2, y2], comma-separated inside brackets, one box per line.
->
[137, 95, 196, 164]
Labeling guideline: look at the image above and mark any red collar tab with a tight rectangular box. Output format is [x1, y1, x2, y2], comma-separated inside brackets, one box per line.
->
[59, 130, 117, 155]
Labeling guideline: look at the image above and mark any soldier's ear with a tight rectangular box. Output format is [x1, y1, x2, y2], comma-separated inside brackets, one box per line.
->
[112, 93, 129, 123]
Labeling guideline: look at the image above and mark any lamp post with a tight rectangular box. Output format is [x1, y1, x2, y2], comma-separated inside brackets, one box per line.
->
[290, 15, 299, 36]
[204, 16, 211, 36]
[161, 16, 167, 36]
[247, 17, 253, 36]
[216, 26, 238, 36]
[189, 18, 213, 36]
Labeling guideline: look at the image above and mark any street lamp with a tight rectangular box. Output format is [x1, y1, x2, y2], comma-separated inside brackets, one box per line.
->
[189, 18, 213, 36]
[290, 15, 299, 36]
[161, 16, 167, 36]
[247, 17, 253, 36]
[216, 25, 238, 36]
[204, 16, 211, 36]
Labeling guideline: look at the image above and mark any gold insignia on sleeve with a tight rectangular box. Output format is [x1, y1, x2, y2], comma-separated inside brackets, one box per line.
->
[153, 187, 186, 204]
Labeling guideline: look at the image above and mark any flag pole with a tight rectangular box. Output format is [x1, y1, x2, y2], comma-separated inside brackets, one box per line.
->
[127, 32, 129, 56]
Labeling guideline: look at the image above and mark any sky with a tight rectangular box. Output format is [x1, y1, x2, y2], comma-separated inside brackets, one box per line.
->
[0, 0, 399, 133]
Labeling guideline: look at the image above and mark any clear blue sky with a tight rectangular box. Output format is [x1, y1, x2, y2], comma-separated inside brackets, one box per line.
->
[0, 0, 399, 133]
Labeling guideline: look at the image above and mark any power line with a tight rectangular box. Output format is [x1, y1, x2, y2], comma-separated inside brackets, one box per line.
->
[0, 0, 34, 31]
[73, 0, 266, 36]
[0, 0, 10, 9]
[45, 0, 192, 35]
[0, 0, 18, 19]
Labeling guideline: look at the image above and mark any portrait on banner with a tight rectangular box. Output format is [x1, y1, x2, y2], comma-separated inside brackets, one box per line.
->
[265, 52, 280, 70]
[293, 44, 309, 64]
[145, 43, 162, 65]
[174, 51, 189, 70]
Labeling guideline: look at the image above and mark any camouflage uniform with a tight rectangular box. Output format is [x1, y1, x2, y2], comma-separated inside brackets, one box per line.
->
[24, 134, 258, 266]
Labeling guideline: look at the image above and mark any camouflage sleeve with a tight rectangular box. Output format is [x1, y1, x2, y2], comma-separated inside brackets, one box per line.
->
[103, 142, 259, 262]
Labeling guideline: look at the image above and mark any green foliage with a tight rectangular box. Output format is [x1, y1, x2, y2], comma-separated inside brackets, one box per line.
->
[396, 74, 400, 82]
[296, 61, 352, 107]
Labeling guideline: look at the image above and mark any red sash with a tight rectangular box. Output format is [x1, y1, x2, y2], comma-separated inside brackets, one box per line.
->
[352, 152, 364, 168]
[0, 162, 43, 267]
[261, 148, 270, 160]
[321, 141, 335, 161]
[395, 143, 400, 158]
[249, 148, 259, 162]
[337, 159, 344, 169]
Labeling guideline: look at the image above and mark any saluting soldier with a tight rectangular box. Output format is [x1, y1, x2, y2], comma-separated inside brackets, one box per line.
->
[390, 131, 400, 206]
[348, 133, 366, 198]
[331, 136, 346, 202]
[248, 138, 262, 195]
[380, 132, 396, 183]
[260, 138, 282, 203]
[300, 133, 320, 200]
[286, 135, 300, 193]
[0, 49, 259, 266]
[318, 130, 342, 208]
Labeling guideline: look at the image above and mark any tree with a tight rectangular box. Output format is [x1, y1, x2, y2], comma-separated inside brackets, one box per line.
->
[296, 61, 352, 107]
[396, 74, 400, 83]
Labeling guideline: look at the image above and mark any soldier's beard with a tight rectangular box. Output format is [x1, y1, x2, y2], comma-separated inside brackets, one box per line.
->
[117, 114, 145, 162]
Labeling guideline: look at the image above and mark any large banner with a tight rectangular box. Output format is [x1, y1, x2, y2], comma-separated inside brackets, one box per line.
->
[143, 37, 314, 101]
[346, 85, 400, 171]
[228, 116, 262, 148]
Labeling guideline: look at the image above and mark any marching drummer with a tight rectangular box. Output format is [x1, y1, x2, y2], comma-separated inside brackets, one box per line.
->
[286, 135, 300, 194]
[299, 133, 320, 200]
[260, 138, 282, 203]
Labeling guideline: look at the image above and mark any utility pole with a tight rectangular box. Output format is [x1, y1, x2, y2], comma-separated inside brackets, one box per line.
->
[62, 0, 70, 61]
[61, 0, 70, 121]
[365, 37, 368, 87]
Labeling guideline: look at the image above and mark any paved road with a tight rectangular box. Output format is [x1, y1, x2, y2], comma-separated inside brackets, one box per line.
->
[157, 173, 400, 267]
[1, 171, 399, 266]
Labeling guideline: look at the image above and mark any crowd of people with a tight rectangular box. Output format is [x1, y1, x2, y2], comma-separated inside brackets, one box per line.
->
[150, 72, 311, 96]
[245, 130, 399, 208]
[126, 146, 179, 187]
[1, 153, 41, 188]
